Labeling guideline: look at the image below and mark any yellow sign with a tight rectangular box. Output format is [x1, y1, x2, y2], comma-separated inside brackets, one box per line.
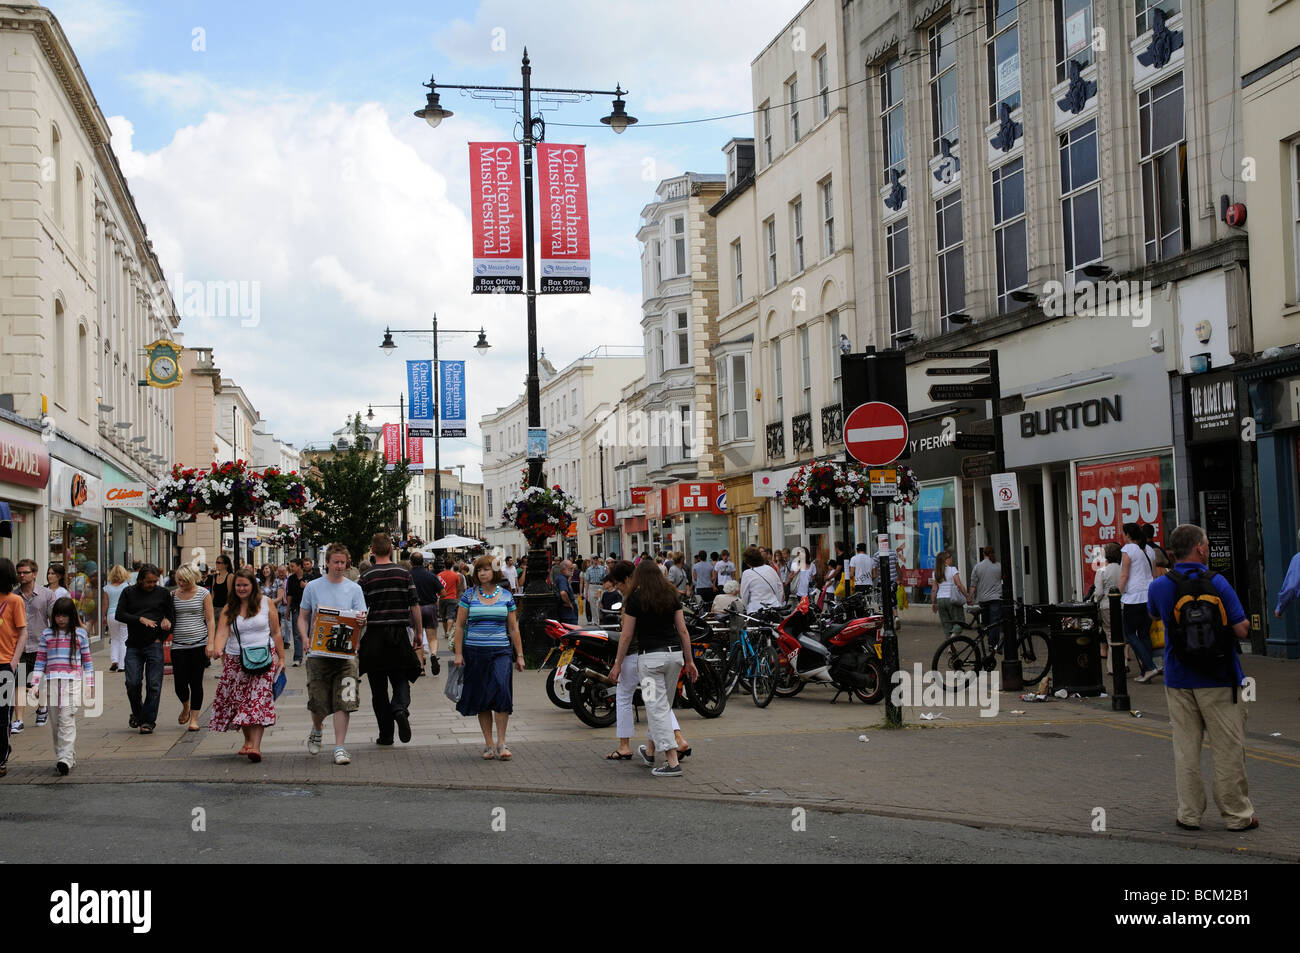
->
[869, 469, 898, 484]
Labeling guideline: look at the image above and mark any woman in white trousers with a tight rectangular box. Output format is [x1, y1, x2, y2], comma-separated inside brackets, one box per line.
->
[608, 561, 698, 778]
[103, 565, 131, 672]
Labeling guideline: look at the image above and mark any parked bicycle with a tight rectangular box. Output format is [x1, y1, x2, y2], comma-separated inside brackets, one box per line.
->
[722, 607, 782, 708]
[931, 599, 1052, 685]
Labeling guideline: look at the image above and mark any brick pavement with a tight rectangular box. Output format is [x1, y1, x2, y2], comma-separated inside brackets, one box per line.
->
[5, 618, 1297, 860]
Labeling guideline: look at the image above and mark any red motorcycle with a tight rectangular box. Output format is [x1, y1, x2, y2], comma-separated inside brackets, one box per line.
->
[773, 597, 886, 703]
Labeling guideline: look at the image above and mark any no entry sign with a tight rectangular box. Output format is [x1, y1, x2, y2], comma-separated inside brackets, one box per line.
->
[844, 401, 909, 466]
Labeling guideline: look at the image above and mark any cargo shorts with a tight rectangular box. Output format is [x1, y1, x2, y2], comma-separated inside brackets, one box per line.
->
[306, 656, 361, 717]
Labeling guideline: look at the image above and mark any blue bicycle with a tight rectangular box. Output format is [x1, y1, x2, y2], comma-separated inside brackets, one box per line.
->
[723, 609, 781, 708]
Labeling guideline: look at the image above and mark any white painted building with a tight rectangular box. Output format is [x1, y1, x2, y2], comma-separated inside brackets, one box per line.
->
[480, 348, 643, 559]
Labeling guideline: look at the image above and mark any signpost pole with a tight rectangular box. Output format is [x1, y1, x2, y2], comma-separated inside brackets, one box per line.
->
[990, 349, 1021, 691]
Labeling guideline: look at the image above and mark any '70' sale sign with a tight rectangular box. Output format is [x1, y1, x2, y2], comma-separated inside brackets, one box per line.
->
[1076, 456, 1165, 594]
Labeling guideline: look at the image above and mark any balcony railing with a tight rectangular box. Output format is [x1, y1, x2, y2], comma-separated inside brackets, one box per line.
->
[821, 403, 843, 446]
[765, 421, 785, 460]
[792, 412, 814, 453]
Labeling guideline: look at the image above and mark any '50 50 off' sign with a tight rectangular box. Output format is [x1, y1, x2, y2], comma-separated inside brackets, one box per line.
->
[1076, 455, 1165, 592]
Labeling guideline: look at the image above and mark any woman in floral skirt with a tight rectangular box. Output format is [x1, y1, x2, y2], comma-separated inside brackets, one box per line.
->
[207, 567, 283, 762]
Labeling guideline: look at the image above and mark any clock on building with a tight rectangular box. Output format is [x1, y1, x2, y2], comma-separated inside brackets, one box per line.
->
[144, 339, 184, 389]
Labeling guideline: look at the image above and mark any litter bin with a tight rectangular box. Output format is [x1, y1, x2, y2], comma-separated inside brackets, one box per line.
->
[1047, 602, 1103, 696]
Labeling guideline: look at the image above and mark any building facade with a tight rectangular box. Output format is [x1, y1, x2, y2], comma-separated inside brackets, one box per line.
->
[841, 1, 1257, 621]
[1239, 0, 1300, 657]
[0, 4, 180, 642]
[709, 0, 860, 559]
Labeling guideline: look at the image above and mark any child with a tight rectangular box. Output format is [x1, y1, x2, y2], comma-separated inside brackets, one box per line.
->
[599, 577, 621, 626]
[30, 596, 94, 775]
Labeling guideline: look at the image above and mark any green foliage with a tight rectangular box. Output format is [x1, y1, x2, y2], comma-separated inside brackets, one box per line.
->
[297, 414, 411, 564]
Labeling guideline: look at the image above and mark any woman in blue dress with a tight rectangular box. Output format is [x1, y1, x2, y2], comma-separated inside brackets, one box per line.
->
[452, 554, 524, 760]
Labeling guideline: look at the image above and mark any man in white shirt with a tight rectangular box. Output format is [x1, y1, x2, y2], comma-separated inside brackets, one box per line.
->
[714, 550, 737, 589]
[848, 543, 877, 592]
[502, 555, 518, 593]
[298, 543, 368, 765]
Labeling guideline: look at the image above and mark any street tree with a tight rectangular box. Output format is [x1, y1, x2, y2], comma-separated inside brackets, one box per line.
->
[298, 414, 410, 564]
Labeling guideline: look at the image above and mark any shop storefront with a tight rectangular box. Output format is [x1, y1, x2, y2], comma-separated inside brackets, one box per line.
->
[0, 416, 50, 565]
[48, 458, 105, 644]
[1240, 353, 1300, 658]
[1003, 355, 1176, 604]
[753, 463, 853, 557]
[103, 462, 177, 574]
[654, 482, 729, 556]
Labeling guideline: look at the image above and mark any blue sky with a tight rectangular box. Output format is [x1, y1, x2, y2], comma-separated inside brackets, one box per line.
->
[45, 0, 806, 478]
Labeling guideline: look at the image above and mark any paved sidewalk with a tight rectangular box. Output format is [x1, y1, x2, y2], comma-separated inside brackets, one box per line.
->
[5, 620, 1297, 861]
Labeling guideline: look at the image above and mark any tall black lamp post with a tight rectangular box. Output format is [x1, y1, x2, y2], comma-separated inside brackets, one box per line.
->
[416, 50, 635, 654]
[380, 315, 490, 541]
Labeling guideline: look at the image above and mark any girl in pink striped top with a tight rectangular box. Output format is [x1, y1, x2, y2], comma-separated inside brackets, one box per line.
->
[31, 597, 94, 775]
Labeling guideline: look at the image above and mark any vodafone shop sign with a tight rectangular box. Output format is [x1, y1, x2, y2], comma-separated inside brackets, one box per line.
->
[105, 483, 151, 508]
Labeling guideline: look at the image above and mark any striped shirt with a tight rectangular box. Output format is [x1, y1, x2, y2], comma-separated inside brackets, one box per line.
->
[171, 587, 210, 648]
[360, 563, 418, 629]
[33, 626, 93, 682]
[459, 587, 515, 648]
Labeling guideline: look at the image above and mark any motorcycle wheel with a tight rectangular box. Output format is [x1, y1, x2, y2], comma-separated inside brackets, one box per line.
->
[750, 641, 778, 708]
[545, 669, 572, 710]
[773, 660, 804, 697]
[570, 675, 618, 728]
[686, 658, 728, 718]
[851, 658, 886, 704]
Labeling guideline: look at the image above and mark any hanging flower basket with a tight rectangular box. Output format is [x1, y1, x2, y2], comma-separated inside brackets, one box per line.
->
[259, 467, 315, 514]
[274, 523, 300, 548]
[149, 465, 206, 519]
[891, 464, 921, 506]
[781, 461, 873, 510]
[502, 482, 577, 548]
[149, 461, 314, 521]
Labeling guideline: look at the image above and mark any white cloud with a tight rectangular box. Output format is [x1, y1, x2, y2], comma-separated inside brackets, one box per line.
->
[108, 91, 645, 479]
[431, 0, 799, 114]
[45, 0, 141, 57]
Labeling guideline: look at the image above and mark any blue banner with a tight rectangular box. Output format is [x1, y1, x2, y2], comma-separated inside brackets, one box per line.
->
[440, 360, 467, 438]
[407, 360, 435, 437]
[918, 485, 945, 573]
[441, 498, 456, 519]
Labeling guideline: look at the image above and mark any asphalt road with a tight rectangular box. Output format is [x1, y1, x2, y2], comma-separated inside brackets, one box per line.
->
[0, 783, 1277, 864]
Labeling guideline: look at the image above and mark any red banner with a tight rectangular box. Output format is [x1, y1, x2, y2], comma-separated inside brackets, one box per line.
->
[382, 423, 401, 466]
[630, 486, 652, 504]
[536, 143, 591, 293]
[1075, 455, 1165, 593]
[468, 142, 524, 293]
[407, 428, 423, 470]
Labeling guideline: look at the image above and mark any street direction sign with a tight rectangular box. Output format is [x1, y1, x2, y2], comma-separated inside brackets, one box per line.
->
[925, 350, 993, 360]
[953, 433, 996, 451]
[844, 402, 909, 466]
[960, 454, 993, 480]
[924, 364, 991, 376]
[928, 381, 993, 401]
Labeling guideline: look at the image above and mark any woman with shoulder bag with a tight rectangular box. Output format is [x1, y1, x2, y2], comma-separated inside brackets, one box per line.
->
[207, 567, 283, 762]
[931, 551, 969, 638]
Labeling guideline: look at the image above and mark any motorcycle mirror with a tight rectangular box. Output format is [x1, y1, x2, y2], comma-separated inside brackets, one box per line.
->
[609, 602, 622, 612]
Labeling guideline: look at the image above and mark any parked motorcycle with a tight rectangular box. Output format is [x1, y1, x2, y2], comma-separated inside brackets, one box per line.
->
[773, 596, 886, 703]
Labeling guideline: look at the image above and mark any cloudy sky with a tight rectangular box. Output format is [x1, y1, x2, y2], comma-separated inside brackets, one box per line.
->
[47, 0, 808, 479]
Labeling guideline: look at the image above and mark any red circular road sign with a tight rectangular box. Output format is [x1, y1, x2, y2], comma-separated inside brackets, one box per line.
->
[844, 402, 909, 466]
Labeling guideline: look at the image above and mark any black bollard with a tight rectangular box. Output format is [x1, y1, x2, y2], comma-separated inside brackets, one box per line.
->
[1108, 589, 1130, 711]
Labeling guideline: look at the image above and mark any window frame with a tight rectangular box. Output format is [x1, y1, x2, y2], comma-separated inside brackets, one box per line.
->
[816, 50, 830, 121]
[828, 311, 842, 407]
[772, 337, 785, 424]
[717, 353, 751, 443]
[991, 158, 1029, 314]
[672, 216, 687, 276]
[985, 0, 1021, 122]
[732, 239, 743, 305]
[1136, 0, 1181, 36]
[1138, 72, 1188, 263]
[791, 197, 805, 274]
[762, 101, 773, 165]
[799, 326, 812, 415]
[928, 17, 959, 156]
[1054, 0, 1095, 84]
[880, 56, 906, 185]
[765, 217, 778, 289]
[787, 75, 800, 143]
[820, 178, 835, 257]
[886, 217, 912, 342]
[674, 310, 690, 368]
[936, 191, 965, 328]
[1059, 119, 1103, 278]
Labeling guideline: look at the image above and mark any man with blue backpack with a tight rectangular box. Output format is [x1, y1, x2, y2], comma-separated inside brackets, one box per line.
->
[1147, 523, 1256, 833]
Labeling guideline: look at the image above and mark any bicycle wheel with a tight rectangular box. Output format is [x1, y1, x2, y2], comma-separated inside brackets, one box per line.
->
[723, 641, 745, 696]
[931, 636, 982, 676]
[686, 658, 728, 718]
[1017, 628, 1052, 685]
[751, 637, 778, 708]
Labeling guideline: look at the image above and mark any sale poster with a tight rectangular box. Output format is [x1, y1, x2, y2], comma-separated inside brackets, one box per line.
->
[1075, 455, 1164, 594]
[308, 607, 363, 659]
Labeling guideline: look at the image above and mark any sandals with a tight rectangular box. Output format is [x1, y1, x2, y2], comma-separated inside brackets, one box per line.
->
[481, 747, 496, 760]
[496, 745, 512, 761]
[139, 724, 154, 735]
[178, 703, 191, 725]
[246, 750, 262, 763]
[605, 750, 633, 760]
